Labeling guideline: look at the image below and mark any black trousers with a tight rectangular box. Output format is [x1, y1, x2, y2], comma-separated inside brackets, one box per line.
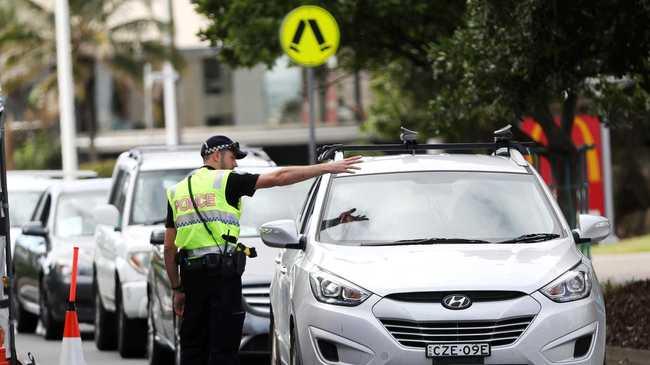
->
[180, 265, 245, 365]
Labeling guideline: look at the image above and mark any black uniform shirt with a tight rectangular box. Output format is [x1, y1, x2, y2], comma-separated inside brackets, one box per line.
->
[165, 166, 259, 228]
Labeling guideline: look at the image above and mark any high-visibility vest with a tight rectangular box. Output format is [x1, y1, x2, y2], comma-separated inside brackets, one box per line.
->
[166, 168, 241, 250]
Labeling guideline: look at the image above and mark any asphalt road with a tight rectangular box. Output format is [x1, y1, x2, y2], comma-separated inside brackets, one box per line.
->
[14, 324, 268, 365]
[15, 325, 144, 365]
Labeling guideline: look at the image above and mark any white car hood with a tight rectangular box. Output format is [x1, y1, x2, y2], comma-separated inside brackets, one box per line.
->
[239, 236, 277, 284]
[122, 225, 160, 252]
[315, 238, 581, 296]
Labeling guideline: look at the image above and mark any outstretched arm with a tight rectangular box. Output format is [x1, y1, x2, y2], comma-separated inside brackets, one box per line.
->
[255, 156, 362, 189]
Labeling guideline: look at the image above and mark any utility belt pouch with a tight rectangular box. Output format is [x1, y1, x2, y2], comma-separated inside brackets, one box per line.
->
[219, 251, 246, 277]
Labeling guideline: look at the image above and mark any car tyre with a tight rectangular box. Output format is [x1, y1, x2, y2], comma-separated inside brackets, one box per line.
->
[14, 291, 38, 333]
[39, 281, 63, 340]
[94, 287, 117, 350]
[290, 325, 302, 365]
[147, 293, 173, 365]
[116, 286, 147, 358]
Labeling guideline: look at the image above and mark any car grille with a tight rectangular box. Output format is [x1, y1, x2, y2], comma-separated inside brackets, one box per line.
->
[380, 315, 535, 348]
[385, 291, 527, 303]
[242, 283, 270, 315]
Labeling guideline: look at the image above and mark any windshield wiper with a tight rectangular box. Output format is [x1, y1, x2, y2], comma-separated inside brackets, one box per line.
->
[498, 233, 560, 243]
[362, 238, 490, 246]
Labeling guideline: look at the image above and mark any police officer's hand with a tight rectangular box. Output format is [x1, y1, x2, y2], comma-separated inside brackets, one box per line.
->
[174, 291, 185, 317]
[325, 156, 362, 174]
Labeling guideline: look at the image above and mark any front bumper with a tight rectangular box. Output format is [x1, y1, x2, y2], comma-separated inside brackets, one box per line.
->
[46, 273, 94, 323]
[294, 286, 606, 365]
[121, 280, 148, 318]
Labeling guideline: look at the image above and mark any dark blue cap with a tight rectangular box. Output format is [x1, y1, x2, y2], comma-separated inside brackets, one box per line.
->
[200, 135, 247, 159]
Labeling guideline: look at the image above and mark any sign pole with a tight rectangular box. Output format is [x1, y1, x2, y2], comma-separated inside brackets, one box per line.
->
[307, 68, 316, 164]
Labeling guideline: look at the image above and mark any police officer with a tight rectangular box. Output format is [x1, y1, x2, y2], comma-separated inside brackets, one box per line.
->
[164, 135, 361, 365]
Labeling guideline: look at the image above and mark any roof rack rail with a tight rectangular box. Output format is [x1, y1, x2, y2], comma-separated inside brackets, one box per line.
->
[316, 124, 535, 162]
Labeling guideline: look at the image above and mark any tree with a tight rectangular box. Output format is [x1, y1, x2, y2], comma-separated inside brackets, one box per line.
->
[193, 0, 465, 129]
[0, 0, 170, 161]
[425, 0, 650, 226]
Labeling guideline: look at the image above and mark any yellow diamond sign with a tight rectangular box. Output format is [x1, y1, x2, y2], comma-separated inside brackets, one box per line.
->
[280, 5, 340, 67]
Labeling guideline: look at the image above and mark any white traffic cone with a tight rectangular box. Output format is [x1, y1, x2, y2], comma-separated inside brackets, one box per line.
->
[59, 247, 87, 365]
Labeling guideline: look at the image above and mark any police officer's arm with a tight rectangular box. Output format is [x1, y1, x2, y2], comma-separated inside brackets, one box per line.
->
[255, 156, 362, 189]
[163, 227, 181, 289]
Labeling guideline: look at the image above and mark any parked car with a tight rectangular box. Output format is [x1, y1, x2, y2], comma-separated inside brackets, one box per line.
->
[7, 170, 98, 251]
[92, 145, 278, 358]
[262, 140, 609, 365]
[12, 178, 111, 339]
[7, 174, 56, 252]
[147, 168, 312, 364]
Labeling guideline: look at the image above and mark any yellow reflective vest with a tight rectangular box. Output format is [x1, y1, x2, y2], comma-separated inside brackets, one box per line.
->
[166, 167, 241, 250]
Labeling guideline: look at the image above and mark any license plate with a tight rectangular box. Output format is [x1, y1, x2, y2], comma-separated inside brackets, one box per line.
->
[426, 343, 491, 358]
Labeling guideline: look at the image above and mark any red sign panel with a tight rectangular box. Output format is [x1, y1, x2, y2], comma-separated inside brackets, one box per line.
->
[520, 115, 605, 216]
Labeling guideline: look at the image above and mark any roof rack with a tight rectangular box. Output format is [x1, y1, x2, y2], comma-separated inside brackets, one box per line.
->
[316, 125, 535, 162]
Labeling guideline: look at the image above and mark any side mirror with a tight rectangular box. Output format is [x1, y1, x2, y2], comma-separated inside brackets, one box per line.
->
[22, 221, 48, 237]
[92, 204, 120, 229]
[150, 228, 165, 246]
[259, 220, 303, 249]
[576, 214, 611, 244]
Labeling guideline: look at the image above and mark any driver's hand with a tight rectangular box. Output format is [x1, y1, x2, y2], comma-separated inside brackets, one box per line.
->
[339, 208, 368, 223]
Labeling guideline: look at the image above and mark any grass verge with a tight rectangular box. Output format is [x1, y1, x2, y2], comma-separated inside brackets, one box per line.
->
[592, 234, 650, 255]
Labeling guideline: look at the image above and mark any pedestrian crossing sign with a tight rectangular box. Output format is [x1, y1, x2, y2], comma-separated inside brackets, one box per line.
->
[280, 5, 340, 67]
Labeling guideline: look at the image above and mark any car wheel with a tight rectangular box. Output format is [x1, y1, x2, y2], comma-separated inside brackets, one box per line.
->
[116, 286, 147, 358]
[94, 287, 117, 350]
[14, 290, 38, 333]
[147, 292, 173, 365]
[290, 325, 302, 365]
[39, 281, 63, 340]
[270, 309, 281, 365]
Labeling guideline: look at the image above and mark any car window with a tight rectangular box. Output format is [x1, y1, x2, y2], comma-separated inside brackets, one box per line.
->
[8, 191, 43, 228]
[318, 171, 562, 245]
[55, 190, 109, 238]
[39, 193, 52, 227]
[239, 179, 312, 237]
[130, 169, 192, 225]
[299, 177, 321, 234]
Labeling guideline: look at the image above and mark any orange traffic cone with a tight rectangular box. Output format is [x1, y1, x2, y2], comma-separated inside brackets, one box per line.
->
[59, 247, 86, 365]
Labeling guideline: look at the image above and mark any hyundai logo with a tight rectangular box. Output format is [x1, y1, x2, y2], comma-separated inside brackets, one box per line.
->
[442, 294, 472, 310]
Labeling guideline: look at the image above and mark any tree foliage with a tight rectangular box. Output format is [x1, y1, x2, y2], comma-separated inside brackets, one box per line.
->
[0, 0, 172, 162]
[425, 0, 650, 225]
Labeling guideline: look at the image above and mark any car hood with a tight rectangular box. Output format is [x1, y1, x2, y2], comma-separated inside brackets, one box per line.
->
[122, 225, 160, 252]
[314, 238, 581, 296]
[48, 235, 96, 269]
[239, 235, 278, 284]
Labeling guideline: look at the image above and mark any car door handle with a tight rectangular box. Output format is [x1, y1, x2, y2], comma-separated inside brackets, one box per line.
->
[279, 265, 288, 275]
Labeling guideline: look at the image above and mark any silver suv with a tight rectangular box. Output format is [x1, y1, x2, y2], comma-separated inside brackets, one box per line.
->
[262, 135, 609, 365]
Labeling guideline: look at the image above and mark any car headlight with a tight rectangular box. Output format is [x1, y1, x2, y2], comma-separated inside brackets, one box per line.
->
[128, 251, 151, 275]
[309, 268, 371, 306]
[541, 262, 592, 302]
[54, 261, 72, 278]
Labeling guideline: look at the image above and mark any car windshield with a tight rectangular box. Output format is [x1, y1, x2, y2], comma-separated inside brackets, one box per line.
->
[318, 171, 562, 245]
[240, 179, 312, 236]
[131, 169, 192, 225]
[55, 190, 108, 237]
[8, 191, 42, 227]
